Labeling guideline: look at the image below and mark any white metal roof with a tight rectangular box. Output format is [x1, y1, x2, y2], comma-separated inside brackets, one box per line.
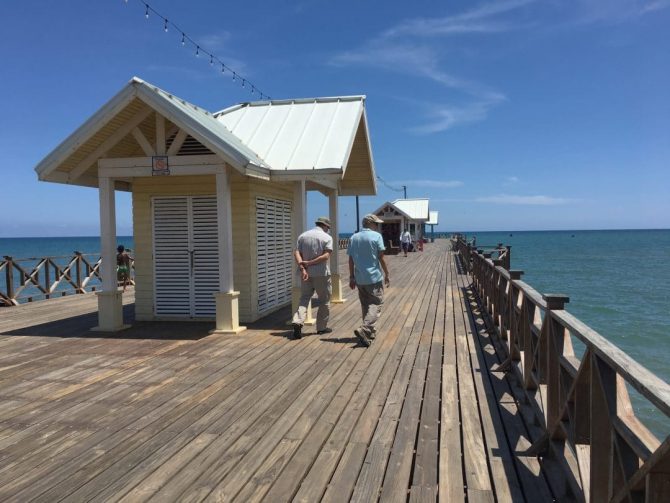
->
[426, 211, 439, 226]
[215, 97, 365, 171]
[34, 77, 377, 194]
[34, 78, 269, 183]
[391, 199, 430, 221]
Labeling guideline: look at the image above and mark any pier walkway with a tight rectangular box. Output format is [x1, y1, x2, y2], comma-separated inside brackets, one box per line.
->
[0, 241, 568, 502]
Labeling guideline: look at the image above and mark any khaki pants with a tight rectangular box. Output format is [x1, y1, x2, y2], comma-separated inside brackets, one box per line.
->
[292, 275, 332, 331]
[357, 281, 384, 338]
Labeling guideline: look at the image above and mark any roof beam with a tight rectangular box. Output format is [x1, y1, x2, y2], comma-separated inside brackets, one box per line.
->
[155, 113, 166, 155]
[68, 106, 153, 182]
[166, 129, 188, 156]
[131, 127, 154, 156]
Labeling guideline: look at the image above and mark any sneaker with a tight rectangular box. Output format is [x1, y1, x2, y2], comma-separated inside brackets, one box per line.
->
[354, 328, 371, 348]
[317, 327, 333, 335]
[368, 331, 376, 340]
[292, 323, 302, 340]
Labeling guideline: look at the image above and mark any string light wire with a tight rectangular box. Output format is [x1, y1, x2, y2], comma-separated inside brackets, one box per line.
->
[126, 0, 272, 100]
[377, 176, 405, 193]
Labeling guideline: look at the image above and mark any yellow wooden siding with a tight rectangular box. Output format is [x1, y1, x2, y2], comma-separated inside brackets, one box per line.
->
[132, 172, 293, 323]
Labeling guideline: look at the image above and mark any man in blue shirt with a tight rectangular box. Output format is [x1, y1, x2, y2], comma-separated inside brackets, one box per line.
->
[347, 214, 390, 347]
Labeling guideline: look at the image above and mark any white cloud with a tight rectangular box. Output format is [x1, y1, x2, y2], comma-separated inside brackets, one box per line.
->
[641, 0, 670, 14]
[382, 0, 536, 38]
[475, 194, 571, 205]
[328, 2, 529, 133]
[409, 99, 505, 133]
[506, 176, 519, 183]
[196, 32, 232, 51]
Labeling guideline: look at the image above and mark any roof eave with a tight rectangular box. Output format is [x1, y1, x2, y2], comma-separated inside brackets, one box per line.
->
[35, 78, 141, 180]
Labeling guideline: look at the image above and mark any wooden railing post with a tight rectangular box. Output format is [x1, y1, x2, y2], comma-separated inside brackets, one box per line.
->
[4, 256, 14, 304]
[542, 294, 570, 438]
[74, 251, 84, 294]
[590, 354, 617, 502]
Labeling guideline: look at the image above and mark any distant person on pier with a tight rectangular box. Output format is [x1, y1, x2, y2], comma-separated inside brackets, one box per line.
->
[348, 214, 390, 348]
[291, 217, 334, 340]
[116, 245, 132, 292]
[400, 228, 412, 257]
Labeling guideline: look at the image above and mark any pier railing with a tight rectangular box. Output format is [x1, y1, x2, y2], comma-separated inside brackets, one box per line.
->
[338, 238, 350, 250]
[0, 253, 134, 306]
[456, 237, 670, 502]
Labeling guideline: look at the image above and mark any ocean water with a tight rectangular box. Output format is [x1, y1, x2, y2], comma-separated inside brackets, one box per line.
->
[1, 230, 668, 437]
[464, 229, 670, 437]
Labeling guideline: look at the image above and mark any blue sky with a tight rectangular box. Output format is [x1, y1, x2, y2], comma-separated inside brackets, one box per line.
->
[1, 0, 668, 236]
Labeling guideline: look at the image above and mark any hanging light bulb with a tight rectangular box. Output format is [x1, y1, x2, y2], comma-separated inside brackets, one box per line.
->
[181, 33, 185, 46]
[210, 55, 213, 65]
[196, 46, 200, 57]
[232, 72, 236, 81]
[242, 79, 246, 88]
[221, 64, 225, 73]
[145, 5, 149, 18]
[164, 19, 168, 32]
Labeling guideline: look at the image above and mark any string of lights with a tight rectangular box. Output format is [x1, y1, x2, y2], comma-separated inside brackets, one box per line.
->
[377, 176, 405, 193]
[124, 0, 272, 100]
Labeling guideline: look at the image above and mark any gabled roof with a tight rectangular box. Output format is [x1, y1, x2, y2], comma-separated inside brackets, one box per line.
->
[392, 199, 430, 221]
[216, 97, 376, 195]
[35, 77, 269, 186]
[426, 211, 439, 226]
[34, 78, 377, 195]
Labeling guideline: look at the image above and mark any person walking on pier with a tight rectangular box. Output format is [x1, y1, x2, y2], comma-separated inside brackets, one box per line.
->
[400, 228, 412, 257]
[348, 214, 390, 347]
[291, 217, 334, 339]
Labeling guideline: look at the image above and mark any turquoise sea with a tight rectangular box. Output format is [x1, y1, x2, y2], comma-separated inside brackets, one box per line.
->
[1, 230, 669, 436]
[460, 229, 670, 437]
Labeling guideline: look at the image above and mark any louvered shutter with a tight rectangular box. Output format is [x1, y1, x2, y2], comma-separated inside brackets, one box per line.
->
[256, 197, 293, 314]
[153, 197, 191, 316]
[191, 196, 219, 317]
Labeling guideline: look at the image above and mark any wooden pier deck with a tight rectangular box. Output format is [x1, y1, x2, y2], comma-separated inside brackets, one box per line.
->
[0, 240, 568, 502]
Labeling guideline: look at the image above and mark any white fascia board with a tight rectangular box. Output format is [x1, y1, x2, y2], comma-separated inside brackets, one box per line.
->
[371, 200, 412, 219]
[360, 109, 377, 194]
[35, 82, 138, 179]
[272, 171, 341, 190]
[41, 171, 131, 192]
[98, 165, 226, 178]
[338, 102, 364, 176]
[98, 154, 224, 168]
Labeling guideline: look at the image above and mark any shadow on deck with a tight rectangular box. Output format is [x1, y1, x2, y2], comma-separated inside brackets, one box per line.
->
[0, 242, 578, 502]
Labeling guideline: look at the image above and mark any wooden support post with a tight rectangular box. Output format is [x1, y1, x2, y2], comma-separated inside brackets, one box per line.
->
[92, 175, 128, 332]
[211, 165, 245, 334]
[290, 180, 314, 325]
[329, 188, 344, 304]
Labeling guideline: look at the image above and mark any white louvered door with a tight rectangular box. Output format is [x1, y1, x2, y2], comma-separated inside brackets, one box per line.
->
[191, 196, 219, 317]
[256, 197, 293, 314]
[153, 196, 219, 318]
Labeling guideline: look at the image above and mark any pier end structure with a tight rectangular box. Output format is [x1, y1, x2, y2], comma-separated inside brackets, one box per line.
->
[33, 77, 377, 331]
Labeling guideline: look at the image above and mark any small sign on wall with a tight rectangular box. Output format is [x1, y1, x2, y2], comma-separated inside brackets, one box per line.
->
[152, 156, 169, 176]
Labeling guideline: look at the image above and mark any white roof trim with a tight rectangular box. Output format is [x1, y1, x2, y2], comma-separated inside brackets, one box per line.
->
[35, 83, 137, 178]
[371, 201, 412, 220]
[35, 77, 270, 182]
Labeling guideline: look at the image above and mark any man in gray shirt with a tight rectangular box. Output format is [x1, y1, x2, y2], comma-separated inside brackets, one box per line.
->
[292, 217, 334, 339]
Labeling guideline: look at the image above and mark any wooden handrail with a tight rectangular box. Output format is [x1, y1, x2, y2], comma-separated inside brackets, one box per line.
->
[0, 253, 134, 306]
[454, 237, 670, 502]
